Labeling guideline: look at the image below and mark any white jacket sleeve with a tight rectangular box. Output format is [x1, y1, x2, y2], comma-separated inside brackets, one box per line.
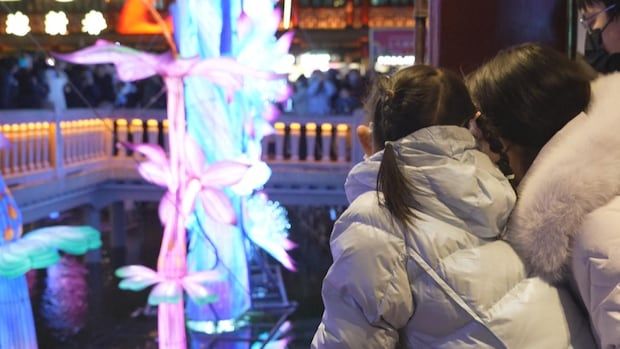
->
[311, 220, 414, 349]
[572, 201, 620, 348]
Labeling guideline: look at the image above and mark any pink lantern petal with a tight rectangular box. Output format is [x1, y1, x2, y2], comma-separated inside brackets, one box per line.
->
[158, 192, 175, 226]
[263, 104, 280, 122]
[275, 32, 295, 55]
[181, 179, 202, 216]
[181, 280, 217, 305]
[115, 265, 160, 279]
[237, 12, 251, 40]
[162, 56, 200, 77]
[138, 161, 170, 187]
[148, 280, 183, 305]
[200, 161, 250, 188]
[281, 238, 297, 251]
[184, 136, 206, 177]
[230, 161, 272, 196]
[120, 141, 168, 166]
[54, 41, 159, 82]
[199, 189, 237, 225]
[247, 234, 296, 271]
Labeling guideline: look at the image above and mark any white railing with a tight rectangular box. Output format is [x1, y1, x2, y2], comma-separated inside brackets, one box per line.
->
[0, 108, 364, 220]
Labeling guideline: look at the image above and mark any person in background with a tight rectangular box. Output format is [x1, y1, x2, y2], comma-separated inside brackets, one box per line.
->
[579, 0, 620, 73]
[306, 70, 337, 115]
[0, 58, 19, 109]
[312, 64, 594, 348]
[334, 87, 361, 114]
[291, 75, 308, 114]
[44, 61, 69, 111]
[468, 43, 620, 348]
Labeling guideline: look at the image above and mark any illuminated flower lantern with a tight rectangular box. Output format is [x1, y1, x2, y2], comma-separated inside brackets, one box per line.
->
[56, 0, 294, 347]
[0, 134, 102, 349]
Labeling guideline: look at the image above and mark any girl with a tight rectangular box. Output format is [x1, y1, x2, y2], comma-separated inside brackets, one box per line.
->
[468, 43, 619, 348]
[312, 64, 594, 348]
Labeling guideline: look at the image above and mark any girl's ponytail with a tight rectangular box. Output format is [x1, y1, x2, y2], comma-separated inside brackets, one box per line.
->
[377, 142, 416, 225]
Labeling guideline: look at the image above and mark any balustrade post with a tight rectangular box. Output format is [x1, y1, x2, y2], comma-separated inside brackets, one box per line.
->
[64, 121, 73, 164]
[33, 123, 42, 169]
[76, 120, 86, 162]
[83, 120, 93, 160]
[289, 122, 301, 161]
[274, 122, 285, 161]
[261, 134, 272, 161]
[41, 122, 50, 169]
[162, 119, 169, 153]
[60, 121, 71, 165]
[130, 119, 144, 160]
[18, 124, 27, 173]
[0, 125, 7, 174]
[336, 124, 349, 163]
[51, 113, 65, 178]
[321, 123, 333, 162]
[306, 122, 317, 161]
[103, 118, 114, 158]
[116, 119, 129, 158]
[146, 119, 158, 146]
[9, 125, 18, 174]
[96, 119, 105, 157]
[26, 123, 35, 171]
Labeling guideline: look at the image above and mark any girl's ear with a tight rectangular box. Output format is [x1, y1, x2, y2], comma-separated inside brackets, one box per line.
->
[356, 124, 374, 157]
[468, 112, 483, 140]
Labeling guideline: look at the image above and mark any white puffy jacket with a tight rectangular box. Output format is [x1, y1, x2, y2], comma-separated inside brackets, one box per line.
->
[312, 126, 594, 348]
[507, 73, 620, 348]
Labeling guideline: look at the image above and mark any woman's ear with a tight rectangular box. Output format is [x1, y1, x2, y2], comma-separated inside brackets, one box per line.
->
[356, 124, 374, 157]
[468, 112, 483, 140]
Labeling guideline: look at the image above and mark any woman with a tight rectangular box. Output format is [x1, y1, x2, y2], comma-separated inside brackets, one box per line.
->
[312, 64, 594, 348]
[468, 43, 619, 347]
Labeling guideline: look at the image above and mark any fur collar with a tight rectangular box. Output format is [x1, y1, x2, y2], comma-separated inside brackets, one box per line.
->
[507, 73, 620, 282]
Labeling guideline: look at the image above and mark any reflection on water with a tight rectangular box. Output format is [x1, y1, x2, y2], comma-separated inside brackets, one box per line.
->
[27, 204, 334, 348]
[41, 256, 89, 341]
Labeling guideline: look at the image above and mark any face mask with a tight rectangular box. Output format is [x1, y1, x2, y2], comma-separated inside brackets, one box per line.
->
[585, 27, 620, 73]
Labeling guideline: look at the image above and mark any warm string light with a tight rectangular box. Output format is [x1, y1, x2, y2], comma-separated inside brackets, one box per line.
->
[5, 12, 30, 36]
[45, 11, 69, 35]
[82, 10, 107, 35]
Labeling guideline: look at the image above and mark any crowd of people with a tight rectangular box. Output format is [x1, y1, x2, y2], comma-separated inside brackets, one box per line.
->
[0, 52, 166, 111]
[0, 52, 368, 116]
[289, 69, 366, 115]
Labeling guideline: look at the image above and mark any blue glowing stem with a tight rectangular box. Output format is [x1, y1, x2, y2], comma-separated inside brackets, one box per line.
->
[0, 275, 38, 349]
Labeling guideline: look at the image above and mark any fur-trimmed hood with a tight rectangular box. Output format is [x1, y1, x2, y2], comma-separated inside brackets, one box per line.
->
[507, 72, 620, 283]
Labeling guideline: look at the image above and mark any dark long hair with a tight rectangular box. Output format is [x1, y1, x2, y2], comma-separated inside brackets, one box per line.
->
[366, 65, 476, 225]
[578, 0, 620, 20]
[467, 44, 594, 167]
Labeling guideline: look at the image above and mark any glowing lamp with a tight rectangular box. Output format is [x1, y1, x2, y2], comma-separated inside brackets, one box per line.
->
[6, 12, 30, 37]
[82, 10, 107, 35]
[45, 11, 69, 35]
